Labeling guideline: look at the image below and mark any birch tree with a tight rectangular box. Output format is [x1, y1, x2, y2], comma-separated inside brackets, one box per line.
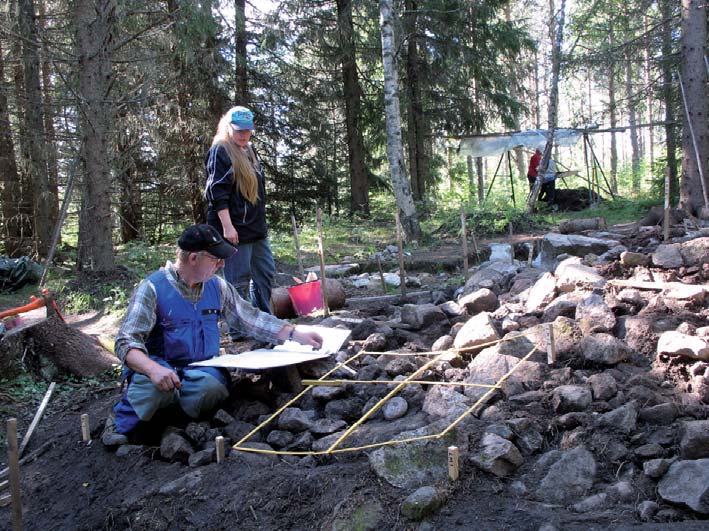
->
[379, 0, 421, 241]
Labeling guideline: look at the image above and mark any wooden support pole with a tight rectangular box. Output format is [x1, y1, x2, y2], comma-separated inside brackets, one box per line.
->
[7, 418, 22, 531]
[291, 214, 305, 279]
[80, 413, 91, 442]
[460, 207, 469, 281]
[215, 436, 225, 464]
[545, 323, 556, 364]
[316, 208, 330, 317]
[527, 241, 534, 267]
[19, 381, 56, 457]
[395, 211, 407, 298]
[663, 166, 670, 242]
[448, 446, 460, 481]
[376, 255, 387, 293]
[470, 225, 480, 262]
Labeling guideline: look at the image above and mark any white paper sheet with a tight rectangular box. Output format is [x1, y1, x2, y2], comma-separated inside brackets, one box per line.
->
[189, 325, 351, 370]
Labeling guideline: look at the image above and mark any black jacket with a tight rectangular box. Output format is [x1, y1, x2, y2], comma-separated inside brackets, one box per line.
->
[204, 143, 267, 244]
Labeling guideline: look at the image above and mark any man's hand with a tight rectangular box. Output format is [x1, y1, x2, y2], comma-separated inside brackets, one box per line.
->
[295, 329, 323, 350]
[147, 364, 182, 392]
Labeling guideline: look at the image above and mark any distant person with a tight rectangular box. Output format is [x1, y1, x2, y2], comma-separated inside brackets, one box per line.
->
[526, 149, 542, 189]
[112, 224, 323, 435]
[539, 158, 558, 206]
[205, 106, 274, 341]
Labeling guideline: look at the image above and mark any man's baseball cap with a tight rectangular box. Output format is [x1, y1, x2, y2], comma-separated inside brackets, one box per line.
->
[229, 106, 255, 131]
[178, 224, 236, 259]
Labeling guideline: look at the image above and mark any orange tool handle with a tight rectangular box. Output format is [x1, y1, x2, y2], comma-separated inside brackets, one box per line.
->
[0, 297, 46, 319]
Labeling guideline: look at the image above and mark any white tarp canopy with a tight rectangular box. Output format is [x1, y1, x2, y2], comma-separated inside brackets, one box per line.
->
[457, 129, 584, 158]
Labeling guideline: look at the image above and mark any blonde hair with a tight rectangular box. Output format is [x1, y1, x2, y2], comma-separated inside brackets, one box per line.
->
[211, 109, 260, 205]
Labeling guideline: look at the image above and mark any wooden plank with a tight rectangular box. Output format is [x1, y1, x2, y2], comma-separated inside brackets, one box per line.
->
[546, 324, 556, 364]
[19, 381, 56, 457]
[448, 446, 459, 481]
[7, 418, 23, 531]
[460, 207, 469, 281]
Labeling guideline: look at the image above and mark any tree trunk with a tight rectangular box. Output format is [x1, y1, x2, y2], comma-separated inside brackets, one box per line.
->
[379, 0, 421, 241]
[18, 0, 52, 256]
[116, 115, 142, 243]
[644, 16, 654, 172]
[75, 0, 116, 271]
[661, 0, 678, 199]
[608, 23, 618, 194]
[38, 0, 59, 234]
[625, 50, 641, 195]
[336, 0, 369, 215]
[528, 0, 566, 213]
[505, 5, 526, 180]
[234, 0, 248, 104]
[679, 0, 709, 215]
[0, 33, 24, 257]
[476, 157, 484, 206]
[404, 0, 426, 202]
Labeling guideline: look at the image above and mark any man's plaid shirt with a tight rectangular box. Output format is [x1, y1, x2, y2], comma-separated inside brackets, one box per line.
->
[114, 261, 284, 362]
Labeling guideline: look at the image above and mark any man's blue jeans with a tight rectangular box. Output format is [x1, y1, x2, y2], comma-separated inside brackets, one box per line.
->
[224, 237, 275, 338]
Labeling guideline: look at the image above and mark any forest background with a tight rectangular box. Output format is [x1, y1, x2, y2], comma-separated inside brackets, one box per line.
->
[0, 0, 707, 303]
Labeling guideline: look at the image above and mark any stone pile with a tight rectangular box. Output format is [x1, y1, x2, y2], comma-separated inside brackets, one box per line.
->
[102, 225, 709, 525]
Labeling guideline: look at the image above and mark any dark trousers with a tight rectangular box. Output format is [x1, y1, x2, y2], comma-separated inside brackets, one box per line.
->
[539, 180, 556, 203]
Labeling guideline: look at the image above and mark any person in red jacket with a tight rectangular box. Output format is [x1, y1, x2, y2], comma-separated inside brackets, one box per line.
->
[526, 149, 542, 189]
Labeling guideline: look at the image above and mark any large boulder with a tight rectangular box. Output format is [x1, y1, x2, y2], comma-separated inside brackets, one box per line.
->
[575, 294, 616, 336]
[554, 257, 606, 293]
[536, 233, 620, 271]
[535, 447, 597, 505]
[578, 334, 633, 365]
[658, 459, 709, 514]
[465, 348, 544, 401]
[453, 312, 500, 352]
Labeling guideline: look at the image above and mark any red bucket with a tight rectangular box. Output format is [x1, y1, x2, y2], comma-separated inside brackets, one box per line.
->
[287, 280, 323, 316]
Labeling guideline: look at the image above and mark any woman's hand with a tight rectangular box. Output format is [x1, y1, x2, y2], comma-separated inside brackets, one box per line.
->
[223, 225, 239, 246]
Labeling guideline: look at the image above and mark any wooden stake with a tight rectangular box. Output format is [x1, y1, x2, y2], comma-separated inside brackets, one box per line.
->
[316, 208, 330, 317]
[545, 324, 556, 364]
[395, 211, 407, 298]
[663, 166, 670, 242]
[215, 436, 225, 464]
[291, 214, 305, 279]
[460, 207, 469, 281]
[470, 225, 480, 262]
[448, 446, 459, 481]
[19, 381, 56, 457]
[80, 413, 91, 442]
[376, 255, 387, 293]
[7, 418, 22, 531]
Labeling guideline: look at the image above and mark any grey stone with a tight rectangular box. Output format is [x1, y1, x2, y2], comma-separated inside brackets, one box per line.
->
[525, 272, 557, 314]
[555, 412, 589, 430]
[485, 422, 513, 440]
[438, 301, 464, 318]
[680, 420, 709, 459]
[537, 233, 620, 271]
[606, 480, 634, 502]
[552, 385, 592, 413]
[286, 431, 313, 451]
[459, 288, 499, 314]
[541, 293, 580, 323]
[462, 261, 519, 295]
[620, 251, 650, 267]
[597, 402, 638, 434]
[639, 403, 678, 425]
[634, 443, 664, 459]
[361, 333, 388, 352]
[453, 312, 500, 352]
[312, 431, 345, 453]
[383, 357, 417, 377]
[422, 386, 469, 418]
[431, 335, 454, 352]
[555, 258, 606, 293]
[369, 438, 450, 489]
[223, 420, 260, 443]
[383, 396, 408, 420]
[310, 418, 347, 436]
[331, 500, 384, 531]
[658, 459, 709, 513]
[643, 458, 675, 478]
[312, 384, 346, 401]
[575, 294, 616, 335]
[657, 331, 709, 361]
[115, 444, 144, 457]
[587, 373, 618, 400]
[101, 415, 128, 447]
[184, 422, 208, 444]
[400, 486, 446, 521]
[266, 430, 295, 448]
[212, 409, 235, 426]
[536, 447, 597, 505]
[188, 448, 215, 467]
[158, 470, 203, 495]
[160, 432, 194, 463]
[465, 347, 544, 401]
[571, 492, 609, 513]
[277, 407, 314, 432]
[470, 433, 523, 477]
[400, 303, 448, 330]
[325, 398, 364, 422]
[637, 500, 660, 521]
[652, 243, 684, 268]
[579, 334, 632, 365]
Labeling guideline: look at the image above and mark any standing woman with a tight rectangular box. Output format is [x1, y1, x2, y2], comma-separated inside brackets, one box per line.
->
[205, 106, 275, 338]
